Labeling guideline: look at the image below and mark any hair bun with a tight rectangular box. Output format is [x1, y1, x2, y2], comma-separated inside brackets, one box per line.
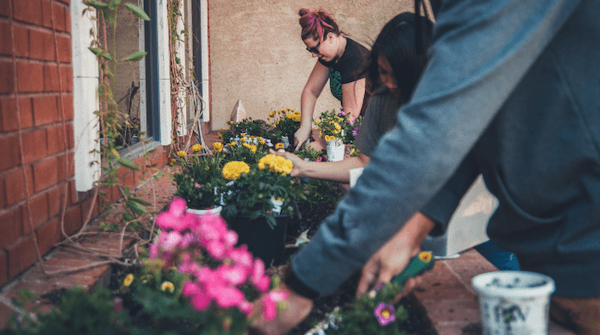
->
[298, 8, 310, 17]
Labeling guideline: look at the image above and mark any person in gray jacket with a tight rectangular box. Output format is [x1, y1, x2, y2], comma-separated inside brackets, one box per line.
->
[252, 0, 600, 334]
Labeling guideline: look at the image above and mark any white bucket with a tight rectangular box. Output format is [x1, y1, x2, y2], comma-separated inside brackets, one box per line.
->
[326, 139, 344, 162]
[472, 271, 555, 335]
[186, 206, 223, 215]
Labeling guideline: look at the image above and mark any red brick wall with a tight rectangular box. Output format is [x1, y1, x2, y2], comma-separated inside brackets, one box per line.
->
[0, 0, 169, 287]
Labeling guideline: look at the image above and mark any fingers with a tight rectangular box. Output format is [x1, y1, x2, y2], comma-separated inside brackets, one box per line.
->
[356, 259, 379, 299]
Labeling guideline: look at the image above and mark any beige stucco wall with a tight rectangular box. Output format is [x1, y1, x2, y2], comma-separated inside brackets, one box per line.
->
[208, 0, 417, 131]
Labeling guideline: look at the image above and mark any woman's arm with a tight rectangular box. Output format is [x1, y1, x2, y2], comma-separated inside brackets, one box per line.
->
[272, 149, 370, 183]
[341, 77, 366, 118]
[295, 62, 330, 150]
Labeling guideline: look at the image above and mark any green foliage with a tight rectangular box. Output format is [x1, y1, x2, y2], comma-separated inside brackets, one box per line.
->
[314, 109, 363, 145]
[172, 151, 226, 210]
[330, 284, 410, 335]
[1, 287, 130, 335]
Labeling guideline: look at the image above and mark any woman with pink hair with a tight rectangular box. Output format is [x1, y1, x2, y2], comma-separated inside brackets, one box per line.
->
[293, 8, 370, 151]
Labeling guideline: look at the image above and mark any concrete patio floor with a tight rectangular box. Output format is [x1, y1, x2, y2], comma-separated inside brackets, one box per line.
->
[0, 132, 575, 334]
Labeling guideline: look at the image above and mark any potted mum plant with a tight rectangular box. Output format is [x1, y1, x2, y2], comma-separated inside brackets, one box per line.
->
[268, 108, 301, 150]
[219, 154, 304, 265]
[314, 109, 350, 162]
[172, 144, 225, 214]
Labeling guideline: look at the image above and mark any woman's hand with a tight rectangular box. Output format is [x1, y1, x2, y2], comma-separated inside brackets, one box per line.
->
[356, 213, 435, 299]
[294, 126, 312, 151]
[270, 149, 304, 178]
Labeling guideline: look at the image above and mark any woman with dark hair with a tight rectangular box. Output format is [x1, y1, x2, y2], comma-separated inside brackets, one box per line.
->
[274, 12, 433, 183]
[294, 8, 370, 151]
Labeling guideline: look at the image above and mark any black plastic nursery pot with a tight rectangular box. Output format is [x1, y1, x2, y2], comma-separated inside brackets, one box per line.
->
[226, 215, 290, 267]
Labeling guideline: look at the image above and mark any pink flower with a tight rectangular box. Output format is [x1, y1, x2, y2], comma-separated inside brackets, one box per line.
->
[261, 289, 289, 321]
[218, 265, 248, 286]
[159, 231, 183, 251]
[113, 297, 123, 313]
[374, 302, 396, 326]
[251, 259, 270, 292]
[316, 157, 322, 162]
[191, 290, 212, 311]
[223, 230, 238, 248]
[156, 197, 189, 231]
[206, 240, 226, 260]
[212, 286, 245, 308]
[149, 243, 159, 259]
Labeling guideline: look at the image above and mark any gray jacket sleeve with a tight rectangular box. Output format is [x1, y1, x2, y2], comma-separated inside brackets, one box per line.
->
[291, 0, 582, 295]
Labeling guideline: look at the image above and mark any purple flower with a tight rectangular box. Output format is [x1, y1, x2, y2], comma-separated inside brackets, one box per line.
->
[374, 302, 396, 326]
[183, 168, 189, 173]
[352, 126, 360, 137]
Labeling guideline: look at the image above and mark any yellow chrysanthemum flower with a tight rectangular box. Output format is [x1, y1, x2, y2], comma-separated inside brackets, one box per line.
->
[229, 141, 236, 146]
[334, 123, 341, 130]
[324, 135, 335, 142]
[259, 139, 266, 145]
[240, 133, 246, 137]
[176, 150, 186, 157]
[249, 145, 257, 153]
[192, 144, 203, 153]
[258, 154, 293, 175]
[205, 166, 210, 171]
[161, 281, 175, 293]
[240, 137, 247, 142]
[222, 161, 250, 180]
[213, 142, 223, 152]
[275, 142, 284, 150]
[124, 273, 134, 287]
[269, 111, 276, 117]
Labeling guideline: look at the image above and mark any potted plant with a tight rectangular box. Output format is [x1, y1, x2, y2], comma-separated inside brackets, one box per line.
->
[314, 109, 347, 162]
[268, 108, 301, 150]
[219, 154, 305, 265]
[172, 144, 225, 214]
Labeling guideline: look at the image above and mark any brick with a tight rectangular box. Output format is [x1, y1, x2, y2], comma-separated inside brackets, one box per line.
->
[0, 2, 9, 17]
[0, 97, 17, 131]
[52, 2, 66, 32]
[47, 185, 65, 218]
[33, 95, 58, 126]
[56, 35, 71, 63]
[43, 63, 60, 92]
[29, 29, 55, 61]
[33, 157, 58, 192]
[80, 193, 99, 225]
[0, 60, 15, 94]
[0, 206, 23, 249]
[59, 64, 72, 91]
[0, 21, 11, 56]
[65, 3, 71, 33]
[0, 175, 5, 208]
[57, 152, 74, 181]
[0, 250, 7, 287]
[5, 169, 26, 205]
[13, 25, 29, 57]
[16, 61, 44, 93]
[23, 192, 49, 233]
[41, 0, 52, 28]
[47, 124, 66, 154]
[19, 97, 34, 129]
[13, 0, 43, 25]
[63, 203, 82, 236]
[0, 135, 21, 170]
[22, 128, 48, 164]
[65, 122, 74, 148]
[36, 217, 60, 256]
[62, 93, 73, 121]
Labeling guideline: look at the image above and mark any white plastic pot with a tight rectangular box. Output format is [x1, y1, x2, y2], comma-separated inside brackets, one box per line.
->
[472, 271, 556, 335]
[186, 206, 223, 215]
[326, 139, 344, 162]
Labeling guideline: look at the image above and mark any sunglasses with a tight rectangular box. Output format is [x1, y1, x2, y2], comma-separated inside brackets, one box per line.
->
[306, 40, 322, 54]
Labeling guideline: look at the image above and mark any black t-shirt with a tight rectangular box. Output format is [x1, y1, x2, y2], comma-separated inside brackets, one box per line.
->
[318, 38, 370, 102]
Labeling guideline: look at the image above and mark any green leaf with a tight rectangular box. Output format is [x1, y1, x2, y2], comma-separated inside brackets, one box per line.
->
[101, 52, 112, 60]
[124, 3, 150, 21]
[117, 158, 140, 171]
[123, 51, 147, 61]
[102, 8, 115, 23]
[123, 213, 135, 222]
[127, 200, 147, 214]
[129, 197, 151, 206]
[89, 0, 108, 9]
[108, 0, 121, 10]
[89, 47, 103, 55]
